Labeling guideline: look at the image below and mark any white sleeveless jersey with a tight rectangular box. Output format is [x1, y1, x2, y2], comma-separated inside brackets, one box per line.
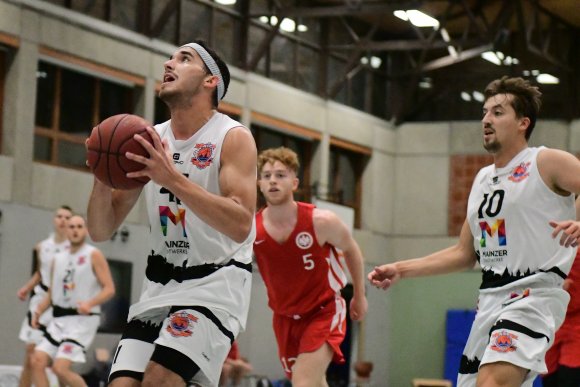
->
[467, 147, 576, 290]
[34, 235, 70, 296]
[130, 112, 255, 327]
[51, 243, 102, 313]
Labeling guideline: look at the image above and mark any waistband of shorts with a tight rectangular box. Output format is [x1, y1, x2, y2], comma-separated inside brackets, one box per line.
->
[479, 271, 565, 293]
[53, 305, 100, 317]
[145, 252, 252, 285]
[277, 295, 340, 320]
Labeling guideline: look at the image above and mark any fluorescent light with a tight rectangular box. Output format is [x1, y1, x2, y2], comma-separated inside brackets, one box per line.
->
[215, 0, 236, 4]
[394, 9, 439, 27]
[360, 57, 369, 65]
[259, 16, 269, 24]
[481, 51, 502, 66]
[406, 10, 440, 28]
[461, 92, 472, 101]
[472, 91, 484, 102]
[393, 10, 409, 21]
[536, 73, 559, 84]
[297, 24, 308, 32]
[531, 69, 540, 76]
[370, 56, 382, 69]
[523, 70, 530, 76]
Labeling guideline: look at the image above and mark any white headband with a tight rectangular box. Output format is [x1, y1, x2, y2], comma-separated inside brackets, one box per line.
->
[180, 43, 225, 101]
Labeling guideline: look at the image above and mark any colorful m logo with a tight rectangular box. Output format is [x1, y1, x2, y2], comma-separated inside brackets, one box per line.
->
[159, 206, 187, 237]
[479, 219, 506, 248]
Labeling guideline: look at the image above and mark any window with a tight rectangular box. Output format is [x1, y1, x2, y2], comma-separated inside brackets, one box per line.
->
[34, 60, 136, 169]
[98, 259, 132, 334]
[328, 142, 370, 228]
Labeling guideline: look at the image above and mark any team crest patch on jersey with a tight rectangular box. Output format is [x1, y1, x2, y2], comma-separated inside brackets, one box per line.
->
[77, 256, 86, 265]
[166, 311, 198, 337]
[490, 330, 518, 352]
[508, 162, 530, 182]
[62, 343, 74, 354]
[295, 232, 314, 249]
[191, 143, 216, 170]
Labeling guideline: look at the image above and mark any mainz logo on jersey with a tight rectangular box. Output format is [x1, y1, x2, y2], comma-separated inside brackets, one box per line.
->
[490, 330, 518, 352]
[166, 311, 198, 337]
[191, 143, 216, 170]
[295, 232, 314, 249]
[508, 162, 530, 182]
[159, 206, 187, 237]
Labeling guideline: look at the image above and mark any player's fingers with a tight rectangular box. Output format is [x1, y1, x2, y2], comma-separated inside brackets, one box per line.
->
[146, 126, 164, 150]
[132, 133, 159, 157]
[551, 223, 566, 239]
[125, 151, 149, 165]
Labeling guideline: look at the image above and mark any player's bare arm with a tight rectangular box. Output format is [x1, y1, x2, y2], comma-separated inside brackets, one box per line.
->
[538, 149, 580, 246]
[17, 249, 41, 300]
[128, 125, 257, 243]
[32, 261, 54, 328]
[87, 176, 142, 242]
[78, 249, 115, 315]
[313, 209, 368, 321]
[368, 219, 478, 290]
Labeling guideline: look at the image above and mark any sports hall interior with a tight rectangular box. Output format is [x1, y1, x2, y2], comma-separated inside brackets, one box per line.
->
[0, 0, 578, 386]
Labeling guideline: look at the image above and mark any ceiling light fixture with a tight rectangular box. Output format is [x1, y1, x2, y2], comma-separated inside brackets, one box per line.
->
[215, 0, 236, 4]
[536, 73, 559, 84]
[394, 10, 439, 28]
[460, 92, 472, 102]
[472, 91, 484, 102]
[481, 51, 502, 66]
[280, 18, 296, 32]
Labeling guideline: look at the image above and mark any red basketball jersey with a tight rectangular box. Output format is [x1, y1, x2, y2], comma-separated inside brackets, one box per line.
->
[254, 202, 347, 316]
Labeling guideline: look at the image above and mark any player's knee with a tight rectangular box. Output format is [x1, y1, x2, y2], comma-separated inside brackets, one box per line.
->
[142, 367, 185, 387]
[477, 362, 526, 387]
[30, 351, 49, 372]
[51, 362, 69, 379]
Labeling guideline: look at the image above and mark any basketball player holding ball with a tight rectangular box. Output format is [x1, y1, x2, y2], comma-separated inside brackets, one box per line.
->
[87, 40, 257, 387]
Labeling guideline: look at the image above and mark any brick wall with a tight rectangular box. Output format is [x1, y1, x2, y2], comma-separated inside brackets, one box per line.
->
[448, 154, 493, 236]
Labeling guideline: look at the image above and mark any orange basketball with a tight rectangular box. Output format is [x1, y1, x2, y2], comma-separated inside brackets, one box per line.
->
[87, 114, 156, 190]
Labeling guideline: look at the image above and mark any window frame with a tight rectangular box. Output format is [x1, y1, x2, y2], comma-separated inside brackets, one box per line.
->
[328, 138, 371, 229]
[34, 47, 145, 169]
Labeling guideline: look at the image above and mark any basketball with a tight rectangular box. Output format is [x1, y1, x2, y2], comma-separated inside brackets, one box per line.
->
[86, 114, 156, 190]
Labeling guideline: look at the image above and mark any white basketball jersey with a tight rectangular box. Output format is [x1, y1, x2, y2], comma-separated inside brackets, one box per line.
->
[467, 147, 576, 289]
[34, 235, 70, 296]
[130, 112, 255, 327]
[51, 243, 102, 313]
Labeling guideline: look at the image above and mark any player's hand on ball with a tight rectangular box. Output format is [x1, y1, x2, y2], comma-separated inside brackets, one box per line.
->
[126, 126, 177, 188]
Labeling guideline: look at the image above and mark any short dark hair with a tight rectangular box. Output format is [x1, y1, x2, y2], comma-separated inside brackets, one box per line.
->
[59, 205, 73, 213]
[194, 39, 230, 108]
[484, 76, 542, 140]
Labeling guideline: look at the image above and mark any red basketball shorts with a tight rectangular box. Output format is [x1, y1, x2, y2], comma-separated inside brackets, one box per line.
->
[272, 295, 347, 378]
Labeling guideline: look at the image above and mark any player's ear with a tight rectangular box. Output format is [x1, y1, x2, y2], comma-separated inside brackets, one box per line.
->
[292, 177, 299, 191]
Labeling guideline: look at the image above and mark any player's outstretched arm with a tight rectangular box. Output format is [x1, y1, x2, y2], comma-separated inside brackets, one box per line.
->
[368, 219, 477, 290]
[314, 209, 368, 321]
